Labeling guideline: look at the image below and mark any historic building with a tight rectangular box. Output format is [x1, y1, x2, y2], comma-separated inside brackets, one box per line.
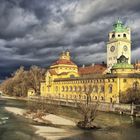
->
[39, 20, 140, 103]
[107, 20, 131, 69]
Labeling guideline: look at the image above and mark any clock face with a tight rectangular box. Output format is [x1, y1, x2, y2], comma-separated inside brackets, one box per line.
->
[110, 46, 115, 52]
[123, 45, 128, 51]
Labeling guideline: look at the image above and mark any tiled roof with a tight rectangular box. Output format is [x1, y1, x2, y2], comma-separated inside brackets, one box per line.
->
[49, 69, 57, 75]
[78, 64, 107, 75]
[52, 59, 76, 66]
[58, 72, 69, 75]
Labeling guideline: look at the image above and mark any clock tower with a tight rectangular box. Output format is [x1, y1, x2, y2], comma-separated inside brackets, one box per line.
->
[107, 19, 131, 69]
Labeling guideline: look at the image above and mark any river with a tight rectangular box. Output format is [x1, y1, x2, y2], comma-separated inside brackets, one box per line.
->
[0, 97, 140, 140]
[0, 98, 44, 140]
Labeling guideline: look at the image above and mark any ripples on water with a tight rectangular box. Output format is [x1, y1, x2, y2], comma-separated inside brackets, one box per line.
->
[0, 98, 140, 140]
[0, 99, 44, 140]
[59, 112, 140, 140]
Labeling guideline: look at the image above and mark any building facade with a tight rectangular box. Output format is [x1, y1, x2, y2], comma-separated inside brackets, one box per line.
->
[107, 19, 131, 69]
[40, 20, 140, 103]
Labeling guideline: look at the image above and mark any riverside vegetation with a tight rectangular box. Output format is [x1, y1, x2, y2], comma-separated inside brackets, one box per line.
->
[0, 66, 45, 97]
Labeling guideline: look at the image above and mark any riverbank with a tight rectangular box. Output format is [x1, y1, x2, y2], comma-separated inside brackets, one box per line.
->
[2, 98, 140, 140]
[2, 95, 140, 117]
[4, 107, 79, 140]
[1, 95, 28, 101]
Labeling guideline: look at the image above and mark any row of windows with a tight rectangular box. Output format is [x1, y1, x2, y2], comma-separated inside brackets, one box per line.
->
[43, 79, 129, 92]
[47, 94, 104, 101]
[56, 85, 113, 93]
[52, 81, 139, 93]
[111, 33, 127, 38]
[56, 79, 115, 84]
[109, 57, 117, 60]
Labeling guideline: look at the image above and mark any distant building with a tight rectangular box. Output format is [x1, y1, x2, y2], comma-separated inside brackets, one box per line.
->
[27, 88, 36, 97]
[40, 20, 140, 103]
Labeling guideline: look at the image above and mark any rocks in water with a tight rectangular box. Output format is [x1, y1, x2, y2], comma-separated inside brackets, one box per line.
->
[0, 116, 9, 125]
[77, 121, 100, 130]
[1, 117, 9, 120]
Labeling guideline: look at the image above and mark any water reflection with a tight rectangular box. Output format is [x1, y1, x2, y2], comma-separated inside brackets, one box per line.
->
[0, 98, 140, 140]
[60, 112, 140, 140]
[0, 100, 44, 140]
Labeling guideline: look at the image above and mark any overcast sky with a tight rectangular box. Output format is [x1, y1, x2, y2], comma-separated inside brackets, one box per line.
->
[0, 0, 140, 79]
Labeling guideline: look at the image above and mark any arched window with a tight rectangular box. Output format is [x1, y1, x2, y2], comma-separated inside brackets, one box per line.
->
[73, 86, 77, 92]
[73, 95, 77, 99]
[69, 86, 72, 92]
[88, 85, 93, 93]
[86, 86, 89, 92]
[101, 96, 104, 100]
[93, 86, 95, 93]
[110, 98, 113, 103]
[93, 85, 98, 93]
[70, 95, 72, 99]
[78, 86, 82, 92]
[62, 86, 64, 92]
[95, 96, 97, 100]
[100, 85, 105, 93]
[82, 86, 86, 92]
[123, 33, 126, 38]
[112, 34, 115, 38]
[109, 84, 113, 93]
[133, 81, 139, 90]
[65, 86, 68, 92]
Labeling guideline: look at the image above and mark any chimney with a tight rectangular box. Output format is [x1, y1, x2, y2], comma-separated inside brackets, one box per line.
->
[82, 64, 85, 68]
[92, 63, 95, 66]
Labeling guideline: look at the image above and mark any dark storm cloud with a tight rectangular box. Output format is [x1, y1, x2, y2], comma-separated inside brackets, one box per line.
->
[0, 0, 140, 79]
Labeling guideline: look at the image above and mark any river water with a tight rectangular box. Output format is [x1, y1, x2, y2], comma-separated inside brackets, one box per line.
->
[0, 98, 44, 140]
[0, 98, 140, 140]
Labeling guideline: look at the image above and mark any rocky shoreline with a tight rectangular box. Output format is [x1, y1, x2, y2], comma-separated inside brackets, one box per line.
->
[4, 107, 79, 140]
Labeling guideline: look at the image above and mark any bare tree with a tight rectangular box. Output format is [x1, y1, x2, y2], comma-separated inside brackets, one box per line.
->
[0, 65, 45, 97]
[28, 65, 45, 95]
[77, 85, 99, 129]
[120, 87, 140, 104]
[12, 66, 29, 96]
[0, 78, 14, 95]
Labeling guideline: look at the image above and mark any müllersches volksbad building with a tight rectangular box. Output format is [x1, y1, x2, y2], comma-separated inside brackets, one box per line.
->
[30, 20, 140, 103]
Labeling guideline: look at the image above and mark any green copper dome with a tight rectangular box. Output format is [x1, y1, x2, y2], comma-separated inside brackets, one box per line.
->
[113, 19, 128, 32]
[112, 55, 134, 69]
[112, 63, 134, 69]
